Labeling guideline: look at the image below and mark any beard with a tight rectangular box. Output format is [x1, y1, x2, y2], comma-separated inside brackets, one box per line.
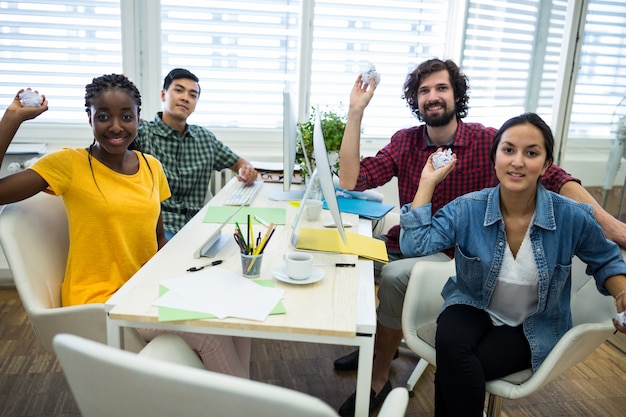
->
[421, 102, 456, 127]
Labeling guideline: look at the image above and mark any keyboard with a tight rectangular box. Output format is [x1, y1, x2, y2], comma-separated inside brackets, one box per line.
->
[222, 180, 263, 206]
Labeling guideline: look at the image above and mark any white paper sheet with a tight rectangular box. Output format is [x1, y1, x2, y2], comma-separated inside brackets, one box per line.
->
[153, 267, 284, 321]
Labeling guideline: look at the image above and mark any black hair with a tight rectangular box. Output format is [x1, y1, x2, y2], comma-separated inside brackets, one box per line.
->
[85, 73, 141, 116]
[84, 73, 154, 197]
[163, 68, 201, 94]
[489, 112, 555, 167]
[402, 58, 470, 121]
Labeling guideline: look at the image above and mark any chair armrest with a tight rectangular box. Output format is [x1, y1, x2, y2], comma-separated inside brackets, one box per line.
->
[486, 321, 614, 399]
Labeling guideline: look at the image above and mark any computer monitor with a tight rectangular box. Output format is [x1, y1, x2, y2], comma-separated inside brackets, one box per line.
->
[282, 87, 298, 192]
[312, 107, 347, 244]
[290, 107, 347, 246]
[270, 88, 306, 201]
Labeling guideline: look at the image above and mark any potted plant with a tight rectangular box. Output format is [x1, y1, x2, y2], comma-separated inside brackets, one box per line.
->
[296, 106, 347, 181]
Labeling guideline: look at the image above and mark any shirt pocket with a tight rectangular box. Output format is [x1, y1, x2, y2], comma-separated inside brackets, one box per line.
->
[443, 245, 484, 296]
[548, 262, 571, 295]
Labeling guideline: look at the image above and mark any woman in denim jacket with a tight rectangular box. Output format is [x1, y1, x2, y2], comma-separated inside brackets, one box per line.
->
[399, 112, 626, 417]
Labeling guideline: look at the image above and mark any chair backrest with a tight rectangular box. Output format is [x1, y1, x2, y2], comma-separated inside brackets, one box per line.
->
[570, 255, 617, 326]
[0, 192, 68, 310]
[0, 193, 143, 353]
[53, 333, 348, 417]
[406, 255, 617, 329]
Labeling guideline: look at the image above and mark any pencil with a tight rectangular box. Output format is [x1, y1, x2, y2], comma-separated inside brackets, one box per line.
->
[247, 214, 252, 254]
[259, 225, 276, 254]
[235, 222, 246, 249]
[254, 223, 275, 255]
[253, 215, 271, 227]
[247, 223, 275, 272]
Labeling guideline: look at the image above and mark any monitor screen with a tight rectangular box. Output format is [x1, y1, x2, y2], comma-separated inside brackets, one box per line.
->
[312, 107, 347, 244]
[282, 87, 298, 192]
[288, 108, 347, 246]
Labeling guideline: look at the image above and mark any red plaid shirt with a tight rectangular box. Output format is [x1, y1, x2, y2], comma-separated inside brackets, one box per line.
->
[354, 120, 578, 255]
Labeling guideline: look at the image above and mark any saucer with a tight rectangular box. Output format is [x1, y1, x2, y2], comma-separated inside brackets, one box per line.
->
[272, 266, 324, 285]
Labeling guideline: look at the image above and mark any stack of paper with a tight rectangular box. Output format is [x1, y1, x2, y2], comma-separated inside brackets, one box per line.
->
[153, 267, 284, 321]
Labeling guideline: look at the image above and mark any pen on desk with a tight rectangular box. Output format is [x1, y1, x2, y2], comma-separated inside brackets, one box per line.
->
[315, 263, 356, 268]
[187, 259, 223, 272]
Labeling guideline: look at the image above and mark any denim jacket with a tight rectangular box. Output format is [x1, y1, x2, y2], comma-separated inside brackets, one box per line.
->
[400, 184, 626, 370]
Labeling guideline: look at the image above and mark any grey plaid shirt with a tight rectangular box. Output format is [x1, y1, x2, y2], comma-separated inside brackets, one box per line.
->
[136, 113, 239, 234]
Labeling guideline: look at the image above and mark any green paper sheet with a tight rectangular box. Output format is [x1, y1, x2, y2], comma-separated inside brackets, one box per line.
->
[203, 206, 286, 226]
[157, 279, 286, 322]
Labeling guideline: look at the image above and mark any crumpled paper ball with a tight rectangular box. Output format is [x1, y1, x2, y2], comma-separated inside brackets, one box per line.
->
[361, 63, 381, 85]
[19, 90, 43, 107]
[432, 148, 453, 169]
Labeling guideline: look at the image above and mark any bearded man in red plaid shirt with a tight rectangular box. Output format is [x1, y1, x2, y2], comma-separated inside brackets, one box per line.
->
[335, 58, 626, 417]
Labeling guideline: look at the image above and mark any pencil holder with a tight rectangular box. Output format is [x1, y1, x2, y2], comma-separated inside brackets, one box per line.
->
[240, 253, 263, 278]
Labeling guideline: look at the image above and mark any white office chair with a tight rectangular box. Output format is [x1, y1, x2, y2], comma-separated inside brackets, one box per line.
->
[53, 333, 410, 417]
[402, 256, 617, 417]
[0, 192, 145, 354]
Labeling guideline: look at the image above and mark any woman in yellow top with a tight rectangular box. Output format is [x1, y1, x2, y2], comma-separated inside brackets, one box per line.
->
[0, 74, 250, 378]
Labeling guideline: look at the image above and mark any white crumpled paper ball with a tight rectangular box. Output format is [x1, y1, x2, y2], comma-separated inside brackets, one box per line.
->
[361, 63, 381, 86]
[432, 148, 453, 169]
[19, 90, 43, 107]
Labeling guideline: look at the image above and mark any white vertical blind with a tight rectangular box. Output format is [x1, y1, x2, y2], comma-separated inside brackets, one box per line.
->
[309, 0, 450, 137]
[460, 0, 567, 129]
[0, 0, 122, 124]
[160, 0, 301, 129]
[569, 0, 626, 140]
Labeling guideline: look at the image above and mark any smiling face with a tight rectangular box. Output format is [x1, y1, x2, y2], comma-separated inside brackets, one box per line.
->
[161, 77, 199, 125]
[88, 89, 139, 156]
[494, 123, 551, 193]
[417, 70, 457, 127]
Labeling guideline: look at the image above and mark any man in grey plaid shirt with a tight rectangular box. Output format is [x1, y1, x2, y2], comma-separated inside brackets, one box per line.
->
[135, 68, 257, 239]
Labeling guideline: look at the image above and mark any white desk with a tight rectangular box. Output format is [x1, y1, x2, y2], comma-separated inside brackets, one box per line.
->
[106, 179, 377, 417]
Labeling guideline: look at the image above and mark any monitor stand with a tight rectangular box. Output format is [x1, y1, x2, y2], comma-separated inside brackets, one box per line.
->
[198, 233, 230, 257]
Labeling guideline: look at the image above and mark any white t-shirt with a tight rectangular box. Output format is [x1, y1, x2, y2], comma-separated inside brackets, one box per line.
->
[487, 226, 539, 327]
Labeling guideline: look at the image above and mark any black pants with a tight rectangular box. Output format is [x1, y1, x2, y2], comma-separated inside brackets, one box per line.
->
[434, 304, 532, 417]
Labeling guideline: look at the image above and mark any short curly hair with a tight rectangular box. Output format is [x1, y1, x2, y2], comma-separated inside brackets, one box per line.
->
[402, 59, 470, 121]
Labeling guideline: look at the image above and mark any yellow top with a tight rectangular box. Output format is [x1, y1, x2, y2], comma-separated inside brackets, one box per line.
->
[30, 148, 171, 306]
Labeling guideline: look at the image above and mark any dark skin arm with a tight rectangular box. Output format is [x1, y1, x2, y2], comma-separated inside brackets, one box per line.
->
[156, 214, 168, 249]
[0, 89, 50, 205]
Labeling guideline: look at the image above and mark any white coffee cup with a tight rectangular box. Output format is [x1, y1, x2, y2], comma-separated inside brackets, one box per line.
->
[304, 199, 322, 221]
[284, 252, 314, 280]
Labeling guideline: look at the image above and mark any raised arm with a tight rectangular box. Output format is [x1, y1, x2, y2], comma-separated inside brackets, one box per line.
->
[410, 149, 457, 209]
[339, 75, 376, 190]
[0, 89, 50, 204]
[0, 89, 48, 158]
[559, 181, 626, 249]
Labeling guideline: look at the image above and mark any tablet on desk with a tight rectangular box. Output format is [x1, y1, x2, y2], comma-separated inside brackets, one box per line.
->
[193, 204, 244, 258]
